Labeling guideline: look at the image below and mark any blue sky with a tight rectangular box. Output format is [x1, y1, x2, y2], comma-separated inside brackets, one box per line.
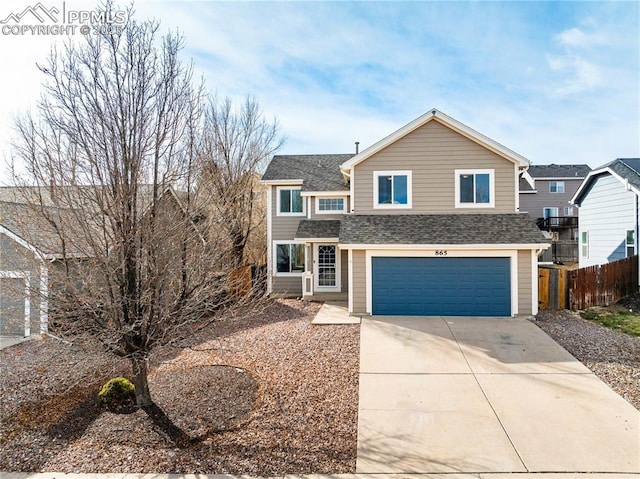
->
[0, 0, 638, 181]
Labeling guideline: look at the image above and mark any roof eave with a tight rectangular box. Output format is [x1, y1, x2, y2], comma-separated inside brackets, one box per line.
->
[261, 179, 304, 186]
[340, 108, 530, 172]
[571, 167, 640, 205]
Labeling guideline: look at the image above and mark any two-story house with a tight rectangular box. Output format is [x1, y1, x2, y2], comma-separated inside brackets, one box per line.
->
[571, 158, 639, 269]
[519, 164, 591, 263]
[261, 109, 548, 317]
[519, 164, 591, 240]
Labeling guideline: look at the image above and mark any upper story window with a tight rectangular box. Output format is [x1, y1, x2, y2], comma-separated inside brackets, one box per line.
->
[627, 230, 636, 257]
[581, 231, 589, 258]
[455, 169, 494, 208]
[373, 171, 412, 209]
[549, 181, 565, 193]
[316, 197, 346, 214]
[277, 186, 304, 216]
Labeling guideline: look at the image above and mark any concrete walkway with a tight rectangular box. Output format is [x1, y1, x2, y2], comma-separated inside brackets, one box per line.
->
[0, 335, 29, 350]
[357, 316, 640, 474]
[312, 301, 361, 324]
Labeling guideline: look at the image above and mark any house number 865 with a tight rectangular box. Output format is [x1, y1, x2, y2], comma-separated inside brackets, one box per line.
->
[435, 250, 448, 256]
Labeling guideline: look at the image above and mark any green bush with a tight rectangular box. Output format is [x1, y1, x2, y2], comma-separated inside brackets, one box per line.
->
[97, 377, 135, 407]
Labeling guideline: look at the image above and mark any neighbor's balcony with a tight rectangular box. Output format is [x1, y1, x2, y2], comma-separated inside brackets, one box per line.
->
[536, 216, 578, 230]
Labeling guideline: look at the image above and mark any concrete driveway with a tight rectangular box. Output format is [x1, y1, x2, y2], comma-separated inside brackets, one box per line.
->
[357, 316, 640, 474]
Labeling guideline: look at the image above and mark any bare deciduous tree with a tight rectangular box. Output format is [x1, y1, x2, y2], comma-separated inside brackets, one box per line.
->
[8, 5, 239, 440]
[199, 96, 284, 267]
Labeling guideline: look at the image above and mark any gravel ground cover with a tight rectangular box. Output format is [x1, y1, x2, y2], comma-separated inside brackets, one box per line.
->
[0, 299, 360, 475]
[534, 308, 640, 410]
[3, 298, 637, 475]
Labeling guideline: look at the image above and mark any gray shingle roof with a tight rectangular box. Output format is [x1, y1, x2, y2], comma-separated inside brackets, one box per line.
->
[262, 154, 353, 191]
[295, 220, 341, 239]
[0, 201, 86, 257]
[528, 164, 591, 178]
[339, 214, 546, 245]
[607, 158, 640, 191]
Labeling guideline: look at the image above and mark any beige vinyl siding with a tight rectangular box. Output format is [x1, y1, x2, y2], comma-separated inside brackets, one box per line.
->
[340, 249, 348, 292]
[272, 275, 302, 295]
[353, 120, 517, 214]
[352, 250, 366, 313]
[270, 186, 303, 294]
[271, 186, 304, 240]
[517, 250, 533, 315]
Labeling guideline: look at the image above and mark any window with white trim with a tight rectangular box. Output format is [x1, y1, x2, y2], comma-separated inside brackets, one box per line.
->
[549, 181, 565, 193]
[274, 242, 305, 274]
[373, 171, 412, 208]
[581, 231, 589, 258]
[626, 230, 636, 257]
[455, 169, 494, 208]
[316, 197, 346, 214]
[277, 186, 304, 216]
[563, 206, 574, 216]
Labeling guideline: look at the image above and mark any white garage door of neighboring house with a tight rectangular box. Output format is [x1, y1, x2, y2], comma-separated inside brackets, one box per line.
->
[371, 256, 511, 316]
[0, 275, 29, 337]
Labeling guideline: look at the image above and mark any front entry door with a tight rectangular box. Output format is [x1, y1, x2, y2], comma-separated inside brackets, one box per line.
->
[315, 244, 340, 292]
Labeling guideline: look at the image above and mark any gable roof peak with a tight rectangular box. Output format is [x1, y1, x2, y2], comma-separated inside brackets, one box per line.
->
[340, 108, 529, 172]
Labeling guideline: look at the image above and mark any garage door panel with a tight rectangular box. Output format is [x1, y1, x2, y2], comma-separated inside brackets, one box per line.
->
[372, 257, 511, 316]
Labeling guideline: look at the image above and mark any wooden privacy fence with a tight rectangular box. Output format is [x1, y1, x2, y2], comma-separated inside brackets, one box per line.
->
[568, 255, 638, 310]
[539, 256, 639, 311]
[228, 264, 267, 298]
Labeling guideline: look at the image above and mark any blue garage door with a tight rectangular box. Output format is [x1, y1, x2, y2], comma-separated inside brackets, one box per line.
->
[372, 257, 511, 316]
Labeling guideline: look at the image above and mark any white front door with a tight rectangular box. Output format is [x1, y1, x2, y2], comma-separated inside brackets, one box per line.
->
[314, 244, 340, 292]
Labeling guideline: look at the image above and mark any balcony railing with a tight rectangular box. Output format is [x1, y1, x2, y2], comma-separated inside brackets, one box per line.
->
[539, 240, 579, 263]
[536, 216, 578, 230]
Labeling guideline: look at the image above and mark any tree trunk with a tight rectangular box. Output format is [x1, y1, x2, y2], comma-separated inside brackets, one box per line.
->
[130, 354, 153, 407]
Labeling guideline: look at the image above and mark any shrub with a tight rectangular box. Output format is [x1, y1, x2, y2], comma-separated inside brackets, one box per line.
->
[97, 377, 135, 407]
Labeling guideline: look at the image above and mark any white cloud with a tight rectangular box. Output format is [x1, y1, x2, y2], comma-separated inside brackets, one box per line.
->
[547, 54, 602, 95]
[556, 27, 607, 47]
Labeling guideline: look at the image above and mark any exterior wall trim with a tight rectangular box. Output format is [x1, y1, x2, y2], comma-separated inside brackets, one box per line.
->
[261, 179, 304, 186]
[339, 243, 550, 251]
[266, 185, 273, 293]
[300, 190, 350, 197]
[348, 249, 354, 314]
[295, 237, 340, 242]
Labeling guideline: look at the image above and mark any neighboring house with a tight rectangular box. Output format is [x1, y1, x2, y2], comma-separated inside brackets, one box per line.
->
[519, 164, 591, 263]
[519, 164, 591, 240]
[0, 185, 200, 337]
[0, 201, 67, 337]
[571, 158, 639, 269]
[262, 109, 548, 317]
